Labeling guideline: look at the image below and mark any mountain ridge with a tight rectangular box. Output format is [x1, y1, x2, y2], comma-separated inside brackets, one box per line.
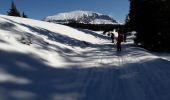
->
[43, 10, 118, 24]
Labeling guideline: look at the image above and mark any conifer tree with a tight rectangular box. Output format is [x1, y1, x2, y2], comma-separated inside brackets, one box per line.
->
[22, 12, 28, 18]
[129, 0, 170, 51]
[7, 1, 21, 17]
[123, 15, 130, 33]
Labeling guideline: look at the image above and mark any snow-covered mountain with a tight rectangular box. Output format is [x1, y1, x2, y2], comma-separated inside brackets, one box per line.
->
[43, 11, 118, 24]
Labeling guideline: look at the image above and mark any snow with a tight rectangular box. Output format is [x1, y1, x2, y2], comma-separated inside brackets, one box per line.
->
[1, 15, 170, 100]
[44, 10, 118, 24]
[0, 15, 110, 68]
[92, 19, 115, 24]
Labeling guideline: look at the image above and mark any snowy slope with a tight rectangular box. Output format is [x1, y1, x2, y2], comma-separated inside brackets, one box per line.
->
[43, 10, 118, 24]
[1, 15, 170, 100]
[0, 15, 110, 68]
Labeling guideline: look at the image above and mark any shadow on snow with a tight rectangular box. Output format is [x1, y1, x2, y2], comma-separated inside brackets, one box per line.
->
[0, 50, 170, 100]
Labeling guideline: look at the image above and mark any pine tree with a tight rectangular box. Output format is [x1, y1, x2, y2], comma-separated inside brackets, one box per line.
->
[7, 1, 21, 17]
[129, 0, 170, 51]
[22, 12, 28, 18]
[123, 15, 130, 33]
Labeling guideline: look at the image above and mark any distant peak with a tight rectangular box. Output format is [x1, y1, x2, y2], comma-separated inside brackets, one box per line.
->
[44, 10, 118, 24]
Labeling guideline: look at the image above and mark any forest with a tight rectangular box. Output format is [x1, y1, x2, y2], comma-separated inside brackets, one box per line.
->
[64, 22, 123, 31]
[128, 0, 170, 51]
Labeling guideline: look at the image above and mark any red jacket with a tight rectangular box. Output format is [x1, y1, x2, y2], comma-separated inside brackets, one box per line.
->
[117, 34, 123, 43]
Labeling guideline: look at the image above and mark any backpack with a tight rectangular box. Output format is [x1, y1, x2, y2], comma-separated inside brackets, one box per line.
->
[118, 34, 123, 42]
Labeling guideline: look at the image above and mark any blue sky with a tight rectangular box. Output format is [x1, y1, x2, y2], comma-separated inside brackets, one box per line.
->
[0, 0, 129, 22]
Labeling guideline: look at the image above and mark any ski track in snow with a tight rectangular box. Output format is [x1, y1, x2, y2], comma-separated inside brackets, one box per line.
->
[75, 44, 170, 100]
[48, 43, 170, 100]
[1, 38, 170, 100]
[1, 15, 170, 100]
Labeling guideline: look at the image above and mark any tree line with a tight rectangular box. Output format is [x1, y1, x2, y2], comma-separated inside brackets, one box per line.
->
[128, 0, 170, 52]
[64, 22, 123, 32]
[7, 1, 28, 18]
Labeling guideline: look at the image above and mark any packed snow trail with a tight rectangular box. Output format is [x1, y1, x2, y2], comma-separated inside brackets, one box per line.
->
[1, 42, 170, 100]
[1, 15, 170, 100]
[67, 43, 170, 100]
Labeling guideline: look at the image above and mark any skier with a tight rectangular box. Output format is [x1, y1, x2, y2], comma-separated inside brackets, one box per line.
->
[117, 32, 124, 51]
[124, 33, 127, 42]
[110, 33, 115, 43]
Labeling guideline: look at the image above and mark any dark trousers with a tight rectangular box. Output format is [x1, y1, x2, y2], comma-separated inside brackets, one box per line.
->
[112, 39, 114, 43]
[117, 42, 121, 51]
